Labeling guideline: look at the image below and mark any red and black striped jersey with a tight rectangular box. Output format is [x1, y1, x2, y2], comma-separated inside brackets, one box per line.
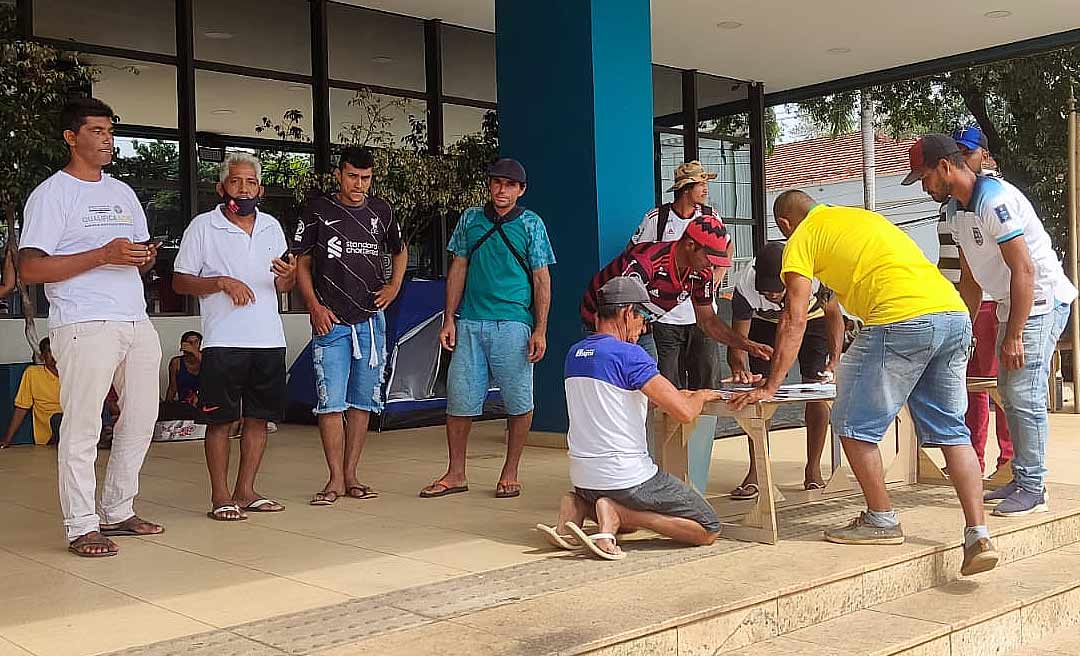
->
[580, 242, 713, 330]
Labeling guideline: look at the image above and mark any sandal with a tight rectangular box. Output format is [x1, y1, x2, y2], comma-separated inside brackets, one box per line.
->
[495, 482, 521, 499]
[207, 505, 247, 521]
[241, 498, 285, 513]
[419, 481, 469, 498]
[731, 483, 760, 501]
[564, 522, 626, 561]
[345, 485, 379, 500]
[68, 531, 118, 558]
[310, 490, 340, 506]
[536, 524, 582, 550]
[804, 481, 826, 491]
[100, 515, 164, 536]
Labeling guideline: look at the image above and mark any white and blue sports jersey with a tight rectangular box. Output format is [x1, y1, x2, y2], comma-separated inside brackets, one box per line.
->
[564, 333, 661, 490]
[950, 175, 1077, 322]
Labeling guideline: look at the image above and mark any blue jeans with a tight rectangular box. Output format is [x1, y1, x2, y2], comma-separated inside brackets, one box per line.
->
[447, 319, 534, 416]
[312, 313, 387, 414]
[834, 312, 972, 446]
[997, 303, 1070, 494]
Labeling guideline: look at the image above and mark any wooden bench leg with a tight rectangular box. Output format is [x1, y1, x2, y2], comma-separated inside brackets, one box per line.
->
[719, 416, 778, 544]
[655, 412, 694, 486]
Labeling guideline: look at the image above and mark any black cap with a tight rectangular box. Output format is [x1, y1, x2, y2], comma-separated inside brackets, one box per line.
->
[901, 134, 961, 186]
[487, 158, 527, 185]
[754, 242, 785, 293]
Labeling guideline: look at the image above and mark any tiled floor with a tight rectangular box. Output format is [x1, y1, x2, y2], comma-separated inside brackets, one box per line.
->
[2, 410, 1079, 656]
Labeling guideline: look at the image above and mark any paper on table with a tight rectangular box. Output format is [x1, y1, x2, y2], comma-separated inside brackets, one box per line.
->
[715, 382, 836, 402]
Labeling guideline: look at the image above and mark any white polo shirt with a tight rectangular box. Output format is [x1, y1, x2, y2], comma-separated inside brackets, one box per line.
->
[173, 206, 287, 349]
[950, 176, 1077, 323]
[20, 171, 150, 329]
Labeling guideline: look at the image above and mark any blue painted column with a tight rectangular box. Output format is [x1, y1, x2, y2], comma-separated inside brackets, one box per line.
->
[495, 0, 655, 432]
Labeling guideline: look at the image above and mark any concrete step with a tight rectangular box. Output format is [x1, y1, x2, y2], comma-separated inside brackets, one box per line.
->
[1006, 624, 1080, 655]
[714, 542, 1080, 656]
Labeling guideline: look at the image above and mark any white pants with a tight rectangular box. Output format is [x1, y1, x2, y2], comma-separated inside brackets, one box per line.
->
[51, 320, 162, 541]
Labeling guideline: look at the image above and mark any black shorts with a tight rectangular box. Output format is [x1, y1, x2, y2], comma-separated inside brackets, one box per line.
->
[198, 347, 286, 425]
[749, 317, 829, 381]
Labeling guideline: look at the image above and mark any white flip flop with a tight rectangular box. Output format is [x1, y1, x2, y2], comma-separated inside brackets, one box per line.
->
[535, 524, 582, 550]
[565, 521, 626, 561]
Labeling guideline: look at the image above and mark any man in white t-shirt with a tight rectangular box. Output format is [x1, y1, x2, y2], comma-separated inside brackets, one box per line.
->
[536, 277, 723, 561]
[629, 161, 721, 389]
[19, 97, 164, 558]
[908, 133, 1078, 517]
[173, 153, 296, 522]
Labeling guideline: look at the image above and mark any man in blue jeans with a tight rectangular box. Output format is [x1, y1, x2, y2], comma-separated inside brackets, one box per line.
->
[913, 133, 1077, 516]
[421, 158, 555, 499]
[294, 146, 408, 506]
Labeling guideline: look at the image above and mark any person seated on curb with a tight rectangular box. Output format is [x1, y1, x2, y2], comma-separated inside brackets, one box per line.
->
[537, 276, 723, 561]
[727, 242, 844, 498]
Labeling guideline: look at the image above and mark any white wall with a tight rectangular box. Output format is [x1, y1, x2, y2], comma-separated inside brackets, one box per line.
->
[0, 314, 313, 394]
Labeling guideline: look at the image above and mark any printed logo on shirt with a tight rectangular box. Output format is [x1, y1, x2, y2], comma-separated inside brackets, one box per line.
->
[323, 219, 342, 227]
[574, 348, 595, 358]
[677, 290, 690, 304]
[294, 221, 305, 240]
[327, 236, 342, 259]
[632, 224, 644, 241]
[327, 236, 379, 259]
[994, 204, 1011, 223]
[972, 225, 984, 246]
[82, 205, 133, 228]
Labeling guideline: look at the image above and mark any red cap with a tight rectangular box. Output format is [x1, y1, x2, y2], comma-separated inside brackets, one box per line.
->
[683, 214, 732, 267]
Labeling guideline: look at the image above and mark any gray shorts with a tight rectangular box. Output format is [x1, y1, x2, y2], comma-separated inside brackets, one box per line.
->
[574, 470, 721, 534]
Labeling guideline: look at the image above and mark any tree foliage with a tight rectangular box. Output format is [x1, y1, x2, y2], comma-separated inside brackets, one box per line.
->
[796, 46, 1080, 250]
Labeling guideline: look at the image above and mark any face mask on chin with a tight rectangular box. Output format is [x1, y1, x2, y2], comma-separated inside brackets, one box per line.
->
[224, 194, 259, 217]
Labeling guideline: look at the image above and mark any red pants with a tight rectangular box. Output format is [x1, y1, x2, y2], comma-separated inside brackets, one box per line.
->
[967, 300, 1014, 471]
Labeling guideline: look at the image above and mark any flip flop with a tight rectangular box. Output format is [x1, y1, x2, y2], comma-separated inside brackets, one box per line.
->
[346, 485, 379, 500]
[565, 522, 626, 561]
[207, 505, 247, 521]
[242, 498, 285, 513]
[310, 490, 339, 506]
[100, 515, 165, 536]
[730, 483, 760, 501]
[804, 481, 826, 491]
[535, 524, 582, 550]
[68, 532, 118, 558]
[495, 482, 521, 499]
[419, 481, 469, 498]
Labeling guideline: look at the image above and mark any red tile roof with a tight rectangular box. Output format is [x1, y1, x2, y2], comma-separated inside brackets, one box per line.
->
[766, 131, 916, 191]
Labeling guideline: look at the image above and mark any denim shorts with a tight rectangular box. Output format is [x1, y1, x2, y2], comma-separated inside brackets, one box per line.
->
[447, 318, 533, 416]
[833, 311, 972, 447]
[574, 470, 721, 534]
[312, 312, 387, 414]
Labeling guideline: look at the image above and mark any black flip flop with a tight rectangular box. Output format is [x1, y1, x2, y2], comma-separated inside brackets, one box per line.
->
[419, 482, 469, 498]
[346, 485, 379, 500]
[495, 484, 521, 499]
[310, 490, 340, 506]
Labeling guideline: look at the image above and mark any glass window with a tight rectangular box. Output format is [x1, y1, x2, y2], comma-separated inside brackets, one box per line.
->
[86, 56, 177, 128]
[653, 65, 682, 120]
[330, 88, 426, 148]
[657, 128, 684, 195]
[34, 0, 176, 55]
[441, 26, 495, 102]
[108, 138, 190, 314]
[442, 104, 492, 147]
[193, 0, 310, 75]
[327, 4, 425, 92]
[196, 71, 313, 139]
[698, 135, 752, 222]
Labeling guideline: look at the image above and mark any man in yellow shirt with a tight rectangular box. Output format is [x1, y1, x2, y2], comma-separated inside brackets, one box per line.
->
[2, 338, 61, 447]
[730, 189, 998, 578]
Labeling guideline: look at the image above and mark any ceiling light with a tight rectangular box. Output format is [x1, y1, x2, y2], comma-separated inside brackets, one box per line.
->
[203, 30, 233, 40]
[211, 109, 235, 116]
[371, 56, 394, 64]
[984, 10, 1012, 18]
[827, 47, 852, 54]
[716, 21, 742, 29]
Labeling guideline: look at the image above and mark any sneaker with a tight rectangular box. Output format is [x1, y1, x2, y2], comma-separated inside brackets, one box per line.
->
[960, 537, 1000, 576]
[823, 512, 905, 545]
[983, 480, 1018, 506]
[992, 488, 1049, 517]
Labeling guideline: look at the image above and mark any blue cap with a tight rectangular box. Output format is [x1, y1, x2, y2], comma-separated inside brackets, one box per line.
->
[952, 125, 988, 152]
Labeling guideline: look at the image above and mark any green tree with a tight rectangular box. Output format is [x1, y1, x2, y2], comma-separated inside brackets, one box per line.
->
[0, 5, 94, 355]
[795, 46, 1080, 250]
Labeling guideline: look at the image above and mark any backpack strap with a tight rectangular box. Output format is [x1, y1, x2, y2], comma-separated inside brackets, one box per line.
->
[656, 204, 670, 242]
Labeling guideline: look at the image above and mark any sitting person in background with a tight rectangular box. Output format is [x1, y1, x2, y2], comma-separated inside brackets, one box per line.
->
[538, 277, 723, 561]
[161, 331, 202, 420]
[2, 338, 61, 448]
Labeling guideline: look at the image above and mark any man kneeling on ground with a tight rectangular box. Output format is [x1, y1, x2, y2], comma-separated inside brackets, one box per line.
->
[538, 277, 723, 560]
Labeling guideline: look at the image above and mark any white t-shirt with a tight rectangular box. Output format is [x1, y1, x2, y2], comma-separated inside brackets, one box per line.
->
[173, 206, 287, 349]
[630, 204, 710, 325]
[564, 333, 660, 490]
[949, 176, 1078, 323]
[20, 171, 150, 329]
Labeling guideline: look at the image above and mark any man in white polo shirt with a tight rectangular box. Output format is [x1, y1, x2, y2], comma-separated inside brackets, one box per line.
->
[173, 153, 296, 522]
[20, 97, 164, 558]
[909, 133, 1078, 517]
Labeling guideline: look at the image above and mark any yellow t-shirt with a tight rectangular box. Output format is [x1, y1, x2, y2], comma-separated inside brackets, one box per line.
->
[781, 204, 966, 326]
[14, 365, 62, 445]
